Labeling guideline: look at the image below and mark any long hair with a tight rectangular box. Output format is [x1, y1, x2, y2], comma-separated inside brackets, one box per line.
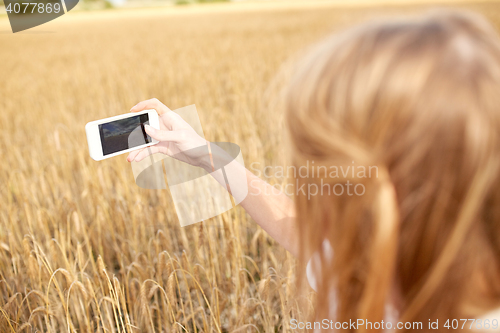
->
[286, 9, 500, 332]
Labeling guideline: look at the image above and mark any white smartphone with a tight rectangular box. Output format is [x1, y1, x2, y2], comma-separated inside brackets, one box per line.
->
[85, 110, 160, 161]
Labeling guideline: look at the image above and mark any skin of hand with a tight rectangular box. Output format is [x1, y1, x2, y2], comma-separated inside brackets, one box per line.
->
[126, 98, 208, 168]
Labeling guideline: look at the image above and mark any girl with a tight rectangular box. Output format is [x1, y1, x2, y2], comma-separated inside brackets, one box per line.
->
[128, 9, 500, 331]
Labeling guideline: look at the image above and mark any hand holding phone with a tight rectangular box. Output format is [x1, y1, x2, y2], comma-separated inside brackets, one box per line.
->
[126, 99, 208, 169]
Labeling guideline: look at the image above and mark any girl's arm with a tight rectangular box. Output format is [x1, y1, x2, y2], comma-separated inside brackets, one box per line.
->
[127, 98, 299, 256]
[240, 169, 298, 256]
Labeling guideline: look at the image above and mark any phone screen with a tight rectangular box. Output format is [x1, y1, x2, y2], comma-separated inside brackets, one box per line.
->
[98, 114, 152, 156]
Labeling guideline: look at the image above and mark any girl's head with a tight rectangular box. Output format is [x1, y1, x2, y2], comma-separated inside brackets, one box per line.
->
[286, 9, 500, 330]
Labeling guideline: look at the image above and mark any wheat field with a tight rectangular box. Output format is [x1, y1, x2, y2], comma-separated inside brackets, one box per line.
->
[1, 1, 500, 332]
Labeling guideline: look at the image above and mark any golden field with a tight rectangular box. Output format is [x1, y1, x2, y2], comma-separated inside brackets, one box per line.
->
[1, 1, 500, 332]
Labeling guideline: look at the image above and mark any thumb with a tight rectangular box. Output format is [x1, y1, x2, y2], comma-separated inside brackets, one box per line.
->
[144, 124, 179, 143]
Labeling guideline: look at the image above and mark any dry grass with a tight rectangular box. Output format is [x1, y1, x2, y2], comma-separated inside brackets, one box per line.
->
[2, 1, 500, 332]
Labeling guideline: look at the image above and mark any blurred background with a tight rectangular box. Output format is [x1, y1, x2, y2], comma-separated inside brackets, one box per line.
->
[1, 0, 500, 332]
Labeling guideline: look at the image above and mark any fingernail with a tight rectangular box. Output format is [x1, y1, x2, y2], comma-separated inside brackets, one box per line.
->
[144, 124, 152, 131]
[130, 104, 137, 111]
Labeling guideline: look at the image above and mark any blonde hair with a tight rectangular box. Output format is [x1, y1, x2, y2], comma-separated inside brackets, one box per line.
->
[286, 9, 500, 331]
